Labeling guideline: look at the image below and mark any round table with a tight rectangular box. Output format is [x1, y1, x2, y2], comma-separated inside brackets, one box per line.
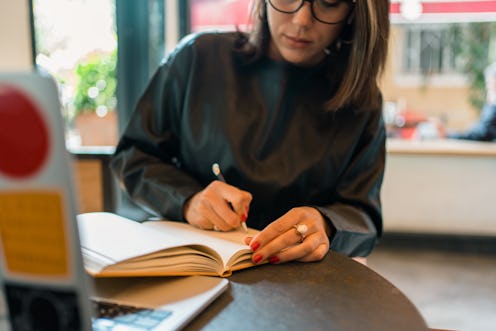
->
[186, 251, 428, 331]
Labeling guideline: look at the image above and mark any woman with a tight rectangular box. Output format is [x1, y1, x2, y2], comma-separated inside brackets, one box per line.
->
[445, 62, 496, 141]
[111, 0, 390, 265]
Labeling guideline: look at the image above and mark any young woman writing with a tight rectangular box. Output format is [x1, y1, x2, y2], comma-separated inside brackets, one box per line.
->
[111, 0, 390, 264]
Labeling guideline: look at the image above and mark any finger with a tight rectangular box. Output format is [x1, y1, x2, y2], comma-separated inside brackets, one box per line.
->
[185, 184, 249, 231]
[249, 215, 294, 250]
[209, 181, 252, 227]
[184, 193, 217, 230]
[197, 181, 239, 230]
[199, 199, 234, 231]
[213, 181, 252, 219]
[296, 231, 330, 262]
[250, 215, 313, 252]
[231, 198, 251, 223]
[296, 243, 329, 262]
[271, 235, 329, 263]
[251, 225, 312, 263]
[244, 236, 253, 246]
[209, 195, 242, 229]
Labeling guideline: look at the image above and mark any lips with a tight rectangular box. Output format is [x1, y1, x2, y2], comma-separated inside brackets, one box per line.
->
[283, 35, 312, 48]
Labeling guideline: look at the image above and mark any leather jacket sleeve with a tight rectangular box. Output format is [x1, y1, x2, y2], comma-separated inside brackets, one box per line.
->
[111, 36, 204, 221]
[316, 106, 385, 257]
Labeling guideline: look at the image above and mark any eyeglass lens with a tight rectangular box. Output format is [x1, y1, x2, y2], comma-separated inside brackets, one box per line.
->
[268, 0, 352, 24]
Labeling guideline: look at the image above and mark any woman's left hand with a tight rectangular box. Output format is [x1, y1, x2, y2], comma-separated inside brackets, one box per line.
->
[244, 207, 331, 264]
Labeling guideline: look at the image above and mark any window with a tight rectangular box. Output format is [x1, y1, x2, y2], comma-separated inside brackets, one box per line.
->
[403, 24, 462, 75]
[32, 0, 118, 147]
[31, 0, 166, 147]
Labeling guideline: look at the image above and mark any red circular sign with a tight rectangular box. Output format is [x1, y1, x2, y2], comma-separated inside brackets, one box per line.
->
[0, 84, 50, 178]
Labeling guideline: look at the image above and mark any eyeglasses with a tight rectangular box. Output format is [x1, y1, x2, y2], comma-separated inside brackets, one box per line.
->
[267, 0, 355, 25]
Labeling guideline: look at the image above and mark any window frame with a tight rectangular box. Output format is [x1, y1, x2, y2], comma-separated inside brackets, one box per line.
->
[394, 24, 469, 88]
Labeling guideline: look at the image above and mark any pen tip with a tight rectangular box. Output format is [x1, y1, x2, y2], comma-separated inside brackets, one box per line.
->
[212, 163, 220, 176]
[241, 222, 248, 233]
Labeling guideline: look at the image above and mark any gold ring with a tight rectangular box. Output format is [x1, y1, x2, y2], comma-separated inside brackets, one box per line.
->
[294, 224, 308, 243]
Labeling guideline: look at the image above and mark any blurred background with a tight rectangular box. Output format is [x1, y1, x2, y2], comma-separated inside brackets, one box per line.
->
[19, 0, 496, 147]
[1, 1, 495, 330]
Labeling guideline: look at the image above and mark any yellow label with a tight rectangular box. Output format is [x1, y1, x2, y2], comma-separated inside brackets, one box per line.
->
[0, 191, 68, 276]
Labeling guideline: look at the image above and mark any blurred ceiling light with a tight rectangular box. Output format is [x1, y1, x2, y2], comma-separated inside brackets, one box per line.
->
[400, 0, 423, 20]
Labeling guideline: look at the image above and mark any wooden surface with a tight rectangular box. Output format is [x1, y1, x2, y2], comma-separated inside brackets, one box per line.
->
[70, 147, 117, 213]
[73, 159, 103, 213]
[387, 138, 496, 156]
[186, 252, 428, 331]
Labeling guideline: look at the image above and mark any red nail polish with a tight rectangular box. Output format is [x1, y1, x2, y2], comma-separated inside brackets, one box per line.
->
[253, 254, 263, 264]
[250, 241, 260, 251]
[269, 256, 279, 264]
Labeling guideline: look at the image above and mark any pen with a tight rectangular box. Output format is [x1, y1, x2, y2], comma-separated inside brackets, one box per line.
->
[212, 163, 248, 233]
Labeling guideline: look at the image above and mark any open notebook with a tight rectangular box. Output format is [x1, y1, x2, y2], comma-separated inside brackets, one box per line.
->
[0, 71, 228, 331]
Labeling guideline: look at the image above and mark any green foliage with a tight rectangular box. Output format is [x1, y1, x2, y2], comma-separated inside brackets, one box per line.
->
[457, 22, 496, 111]
[74, 50, 117, 115]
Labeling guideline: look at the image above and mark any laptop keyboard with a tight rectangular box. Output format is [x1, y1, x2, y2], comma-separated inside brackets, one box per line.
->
[92, 300, 172, 331]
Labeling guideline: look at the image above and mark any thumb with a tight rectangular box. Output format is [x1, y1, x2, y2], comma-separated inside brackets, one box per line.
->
[244, 236, 253, 246]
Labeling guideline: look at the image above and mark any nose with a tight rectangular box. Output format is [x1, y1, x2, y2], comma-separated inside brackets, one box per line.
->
[291, 2, 313, 27]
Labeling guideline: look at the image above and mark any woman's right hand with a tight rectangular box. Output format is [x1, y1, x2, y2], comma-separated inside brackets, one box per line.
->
[183, 181, 252, 231]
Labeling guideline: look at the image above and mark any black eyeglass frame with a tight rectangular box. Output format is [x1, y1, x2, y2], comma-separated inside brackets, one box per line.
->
[266, 0, 356, 25]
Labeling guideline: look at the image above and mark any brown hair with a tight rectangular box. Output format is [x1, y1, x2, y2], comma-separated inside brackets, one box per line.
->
[237, 0, 390, 111]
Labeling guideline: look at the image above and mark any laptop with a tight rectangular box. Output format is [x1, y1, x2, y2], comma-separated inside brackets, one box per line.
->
[0, 71, 228, 331]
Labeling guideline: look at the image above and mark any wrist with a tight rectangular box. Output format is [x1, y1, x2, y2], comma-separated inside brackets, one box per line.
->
[182, 194, 196, 222]
[309, 206, 335, 238]
[308, 206, 334, 237]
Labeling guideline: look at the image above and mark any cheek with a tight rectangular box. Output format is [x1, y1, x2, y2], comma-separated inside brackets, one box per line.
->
[321, 25, 345, 46]
[266, 10, 282, 37]
[266, 11, 286, 59]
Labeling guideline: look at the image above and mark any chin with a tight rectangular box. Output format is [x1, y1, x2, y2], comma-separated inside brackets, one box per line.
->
[281, 50, 323, 67]
[285, 55, 320, 67]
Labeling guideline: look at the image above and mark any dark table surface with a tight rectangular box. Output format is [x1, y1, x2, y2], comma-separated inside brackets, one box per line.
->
[186, 251, 428, 331]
